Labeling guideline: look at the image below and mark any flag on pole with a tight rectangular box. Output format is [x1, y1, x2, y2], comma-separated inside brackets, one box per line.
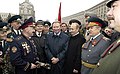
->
[58, 2, 61, 23]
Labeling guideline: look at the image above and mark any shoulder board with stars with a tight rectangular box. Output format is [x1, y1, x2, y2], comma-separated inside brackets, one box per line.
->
[102, 37, 110, 41]
[15, 36, 22, 41]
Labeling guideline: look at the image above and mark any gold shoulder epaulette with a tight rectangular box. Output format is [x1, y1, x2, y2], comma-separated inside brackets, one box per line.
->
[102, 37, 110, 41]
[15, 36, 22, 41]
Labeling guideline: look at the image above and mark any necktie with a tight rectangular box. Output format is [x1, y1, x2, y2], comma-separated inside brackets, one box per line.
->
[38, 33, 41, 37]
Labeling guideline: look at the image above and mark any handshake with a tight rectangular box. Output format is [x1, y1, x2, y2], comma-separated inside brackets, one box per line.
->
[35, 61, 51, 70]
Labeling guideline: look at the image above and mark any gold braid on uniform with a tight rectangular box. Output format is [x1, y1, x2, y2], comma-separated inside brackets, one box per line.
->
[24, 62, 30, 71]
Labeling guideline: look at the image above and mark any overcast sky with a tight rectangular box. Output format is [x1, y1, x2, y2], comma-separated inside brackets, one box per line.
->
[0, 0, 104, 22]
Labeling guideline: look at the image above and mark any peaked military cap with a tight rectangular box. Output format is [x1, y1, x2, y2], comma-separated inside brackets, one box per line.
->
[85, 12, 97, 18]
[87, 17, 107, 28]
[37, 20, 43, 22]
[8, 15, 22, 23]
[0, 22, 8, 31]
[19, 17, 34, 29]
[107, 0, 118, 8]
[36, 20, 44, 25]
[69, 19, 81, 25]
[44, 21, 51, 26]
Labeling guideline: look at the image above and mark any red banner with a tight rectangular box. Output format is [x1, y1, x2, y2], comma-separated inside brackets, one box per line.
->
[58, 2, 61, 23]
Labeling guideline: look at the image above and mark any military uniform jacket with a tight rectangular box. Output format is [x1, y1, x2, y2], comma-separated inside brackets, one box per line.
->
[9, 34, 38, 74]
[91, 38, 120, 74]
[81, 34, 110, 74]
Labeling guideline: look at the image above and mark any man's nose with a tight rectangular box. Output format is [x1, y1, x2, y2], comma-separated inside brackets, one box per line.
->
[106, 8, 112, 18]
[33, 29, 35, 32]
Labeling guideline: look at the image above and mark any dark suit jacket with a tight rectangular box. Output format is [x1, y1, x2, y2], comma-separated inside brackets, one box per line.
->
[31, 33, 47, 62]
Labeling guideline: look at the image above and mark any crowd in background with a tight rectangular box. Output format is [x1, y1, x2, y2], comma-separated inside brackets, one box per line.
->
[0, 0, 120, 74]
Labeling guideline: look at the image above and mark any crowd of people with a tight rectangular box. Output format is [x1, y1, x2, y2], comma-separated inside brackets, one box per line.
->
[0, 0, 120, 74]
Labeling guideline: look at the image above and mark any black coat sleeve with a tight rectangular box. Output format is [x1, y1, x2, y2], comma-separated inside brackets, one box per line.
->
[73, 36, 86, 71]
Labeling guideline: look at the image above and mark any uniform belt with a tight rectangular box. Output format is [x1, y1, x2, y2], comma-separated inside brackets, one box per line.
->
[82, 60, 99, 68]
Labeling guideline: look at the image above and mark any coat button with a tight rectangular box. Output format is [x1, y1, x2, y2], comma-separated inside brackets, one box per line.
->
[108, 52, 111, 54]
[87, 55, 89, 57]
[89, 50, 91, 52]
[87, 60, 89, 62]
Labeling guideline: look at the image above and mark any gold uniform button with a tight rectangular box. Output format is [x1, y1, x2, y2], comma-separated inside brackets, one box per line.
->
[89, 50, 91, 52]
[108, 52, 111, 54]
[87, 60, 89, 62]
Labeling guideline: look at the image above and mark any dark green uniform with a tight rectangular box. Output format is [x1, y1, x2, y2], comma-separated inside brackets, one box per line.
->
[91, 38, 120, 74]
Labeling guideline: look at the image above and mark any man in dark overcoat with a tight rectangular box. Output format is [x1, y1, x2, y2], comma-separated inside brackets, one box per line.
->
[31, 20, 47, 74]
[45, 21, 69, 74]
[63, 19, 86, 74]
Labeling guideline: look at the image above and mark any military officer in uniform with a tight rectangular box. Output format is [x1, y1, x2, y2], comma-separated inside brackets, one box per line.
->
[84, 12, 98, 41]
[91, 0, 120, 74]
[7, 15, 22, 43]
[9, 17, 38, 74]
[0, 22, 8, 74]
[81, 17, 111, 74]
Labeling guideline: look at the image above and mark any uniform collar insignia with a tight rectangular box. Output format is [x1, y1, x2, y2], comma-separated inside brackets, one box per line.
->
[92, 40, 97, 46]
[91, 34, 103, 47]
